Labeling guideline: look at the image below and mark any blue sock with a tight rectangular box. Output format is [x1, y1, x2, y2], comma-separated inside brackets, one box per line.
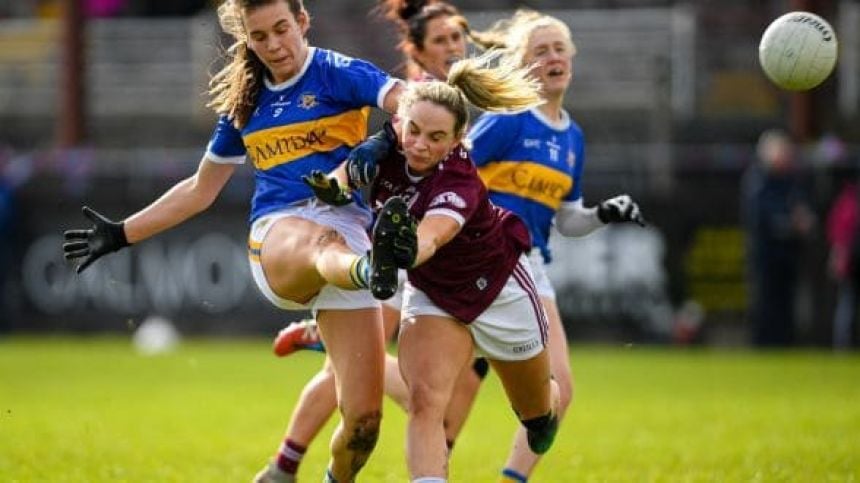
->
[501, 468, 528, 483]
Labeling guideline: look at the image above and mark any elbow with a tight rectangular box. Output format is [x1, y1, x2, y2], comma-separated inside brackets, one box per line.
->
[556, 217, 603, 238]
[195, 190, 220, 214]
[557, 223, 587, 238]
[186, 178, 220, 215]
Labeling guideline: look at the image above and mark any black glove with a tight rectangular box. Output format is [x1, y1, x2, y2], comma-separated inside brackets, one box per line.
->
[596, 194, 645, 226]
[346, 122, 397, 189]
[63, 206, 130, 273]
[302, 170, 353, 206]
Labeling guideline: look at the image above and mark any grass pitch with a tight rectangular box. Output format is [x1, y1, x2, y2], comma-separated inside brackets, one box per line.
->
[1, 337, 858, 482]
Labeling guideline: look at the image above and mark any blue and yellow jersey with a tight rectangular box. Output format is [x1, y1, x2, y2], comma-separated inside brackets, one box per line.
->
[206, 47, 400, 222]
[467, 108, 585, 263]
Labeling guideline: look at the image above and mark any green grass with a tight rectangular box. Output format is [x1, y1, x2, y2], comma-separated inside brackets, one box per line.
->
[1, 337, 858, 482]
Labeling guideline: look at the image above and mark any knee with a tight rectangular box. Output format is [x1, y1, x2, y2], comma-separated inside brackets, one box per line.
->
[556, 374, 574, 415]
[408, 381, 447, 421]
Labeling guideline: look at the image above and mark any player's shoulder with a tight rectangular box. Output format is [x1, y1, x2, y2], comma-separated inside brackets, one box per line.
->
[474, 110, 527, 130]
[441, 145, 476, 175]
[314, 47, 365, 72]
[432, 145, 482, 189]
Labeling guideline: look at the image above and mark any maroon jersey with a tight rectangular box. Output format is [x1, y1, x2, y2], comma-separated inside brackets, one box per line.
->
[370, 144, 531, 322]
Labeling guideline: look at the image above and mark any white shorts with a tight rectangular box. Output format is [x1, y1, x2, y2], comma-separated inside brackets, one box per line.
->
[248, 200, 379, 313]
[381, 270, 408, 312]
[528, 250, 556, 300]
[401, 254, 549, 361]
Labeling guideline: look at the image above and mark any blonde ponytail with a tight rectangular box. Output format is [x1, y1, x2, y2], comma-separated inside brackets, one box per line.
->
[397, 49, 542, 137]
[446, 49, 543, 113]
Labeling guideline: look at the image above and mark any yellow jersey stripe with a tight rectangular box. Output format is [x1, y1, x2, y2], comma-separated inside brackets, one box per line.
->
[477, 161, 574, 210]
[244, 108, 370, 171]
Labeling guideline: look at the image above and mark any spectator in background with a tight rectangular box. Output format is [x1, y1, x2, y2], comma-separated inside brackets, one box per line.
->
[741, 129, 815, 347]
[826, 158, 859, 349]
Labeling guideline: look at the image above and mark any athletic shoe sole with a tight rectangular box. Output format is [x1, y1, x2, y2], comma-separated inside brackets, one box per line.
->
[370, 197, 409, 300]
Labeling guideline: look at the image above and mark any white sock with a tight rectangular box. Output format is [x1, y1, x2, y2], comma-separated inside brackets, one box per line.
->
[412, 478, 446, 483]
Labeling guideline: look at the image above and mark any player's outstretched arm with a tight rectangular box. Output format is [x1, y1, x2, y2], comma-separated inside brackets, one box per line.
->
[555, 195, 645, 238]
[63, 157, 235, 273]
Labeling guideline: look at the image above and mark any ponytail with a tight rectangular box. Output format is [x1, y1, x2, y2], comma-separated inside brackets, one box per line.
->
[398, 49, 542, 137]
[446, 49, 542, 113]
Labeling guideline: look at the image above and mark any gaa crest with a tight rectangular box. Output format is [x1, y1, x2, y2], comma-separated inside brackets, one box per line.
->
[298, 93, 318, 109]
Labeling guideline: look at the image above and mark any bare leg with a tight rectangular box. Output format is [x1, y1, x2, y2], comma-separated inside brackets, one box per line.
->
[398, 315, 473, 479]
[258, 217, 386, 482]
[441, 361, 482, 447]
[266, 303, 404, 481]
[381, 303, 410, 409]
[317, 307, 385, 482]
[502, 297, 573, 476]
[490, 349, 557, 422]
[261, 218, 367, 302]
[381, 299, 481, 430]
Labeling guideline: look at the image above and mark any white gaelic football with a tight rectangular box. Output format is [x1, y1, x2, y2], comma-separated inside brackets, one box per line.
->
[758, 11, 838, 91]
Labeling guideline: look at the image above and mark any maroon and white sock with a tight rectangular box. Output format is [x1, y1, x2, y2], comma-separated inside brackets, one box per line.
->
[275, 439, 307, 475]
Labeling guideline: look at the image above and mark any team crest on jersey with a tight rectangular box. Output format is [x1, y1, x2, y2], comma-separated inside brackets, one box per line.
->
[429, 191, 466, 209]
[567, 150, 576, 169]
[475, 277, 488, 290]
[298, 93, 318, 109]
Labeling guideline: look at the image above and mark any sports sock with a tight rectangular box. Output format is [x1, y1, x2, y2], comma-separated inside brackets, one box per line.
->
[324, 468, 339, 483]
[275, 438, 306, 475]
[348, 255, 370, 288]
[412, 478, 446, 483]
[500, 468, 528, 482]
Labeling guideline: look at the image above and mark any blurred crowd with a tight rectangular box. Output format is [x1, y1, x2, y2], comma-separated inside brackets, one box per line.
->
[741, 129, 858, 349]
[0, 0, 213, 18]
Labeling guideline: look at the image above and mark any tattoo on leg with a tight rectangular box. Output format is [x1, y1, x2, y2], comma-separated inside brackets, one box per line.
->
[317, 229, 345, 247]
[346, 411, 381, 474]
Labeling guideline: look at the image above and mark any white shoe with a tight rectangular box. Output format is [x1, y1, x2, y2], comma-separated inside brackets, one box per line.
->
[253, 462, 295, 483]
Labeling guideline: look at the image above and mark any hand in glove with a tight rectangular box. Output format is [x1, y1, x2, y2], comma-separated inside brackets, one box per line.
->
[597, 194, 645, 226]
[63, 206, 130, 273]
[345, 122, 397, 189]
[302, 170, 353, 206]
